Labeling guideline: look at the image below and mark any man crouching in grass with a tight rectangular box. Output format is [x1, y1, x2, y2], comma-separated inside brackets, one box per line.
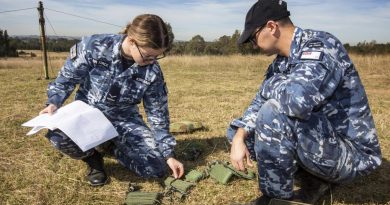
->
[226, 0, 382, 204]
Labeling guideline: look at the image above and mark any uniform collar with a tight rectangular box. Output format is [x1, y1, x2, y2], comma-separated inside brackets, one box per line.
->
[113, 34, 142, 68]
[288, 26, 304, 64]
[112, 34, 126, 62]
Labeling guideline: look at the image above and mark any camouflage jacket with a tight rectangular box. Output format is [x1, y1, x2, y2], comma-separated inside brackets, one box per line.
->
[231, 27, 381, 172]
[46, 34, 175, 158]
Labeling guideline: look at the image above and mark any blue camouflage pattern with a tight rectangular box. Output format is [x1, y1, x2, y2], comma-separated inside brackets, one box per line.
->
[227, 27, 382, 198]
[46, 34, 175, 178]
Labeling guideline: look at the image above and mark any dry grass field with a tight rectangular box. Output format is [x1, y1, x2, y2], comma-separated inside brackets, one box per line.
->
[0, 53, 389, 205]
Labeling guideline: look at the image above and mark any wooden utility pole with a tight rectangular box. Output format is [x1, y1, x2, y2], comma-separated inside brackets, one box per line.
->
[38, 1, 49, 79]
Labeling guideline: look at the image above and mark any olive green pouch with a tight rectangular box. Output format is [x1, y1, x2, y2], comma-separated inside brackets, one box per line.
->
[164, 176, 195, 195]
[124, 192, 160, 205]
[208, 163, 235, 185]
[185, 170, 204, 183]
[225, 164, 256, 180]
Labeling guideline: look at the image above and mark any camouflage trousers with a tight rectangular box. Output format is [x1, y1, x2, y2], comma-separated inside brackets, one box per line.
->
[45, 118, 168, 178]
[227, 99, 359, 199]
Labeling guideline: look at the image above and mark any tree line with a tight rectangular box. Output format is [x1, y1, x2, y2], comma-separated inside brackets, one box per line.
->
[8, 36, 79, 53]
[0, 29, 18, 57]
[2, 28, 390, 57]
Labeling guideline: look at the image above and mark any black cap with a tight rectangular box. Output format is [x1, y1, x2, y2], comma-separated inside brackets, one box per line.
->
[238, 0, 290, 45]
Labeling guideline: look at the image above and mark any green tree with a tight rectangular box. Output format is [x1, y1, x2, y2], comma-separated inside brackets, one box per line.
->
[169, 41, 187, 55]
[204, 42, 222, 55]
[216, 35, 231, 55]
[0, 29, 4, 56]
[186, 35, 206, 55]
[230, 30, 241, 54]
[165, 22, 175, 52]
[4, 30, 9, 56]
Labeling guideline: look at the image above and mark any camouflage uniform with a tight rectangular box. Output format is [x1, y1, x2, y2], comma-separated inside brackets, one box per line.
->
[227, 27, 382, 198]
[45, 34, 175, 178]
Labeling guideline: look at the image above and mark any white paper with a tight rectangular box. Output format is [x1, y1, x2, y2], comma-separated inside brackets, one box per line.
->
[22, 100, 119, 151]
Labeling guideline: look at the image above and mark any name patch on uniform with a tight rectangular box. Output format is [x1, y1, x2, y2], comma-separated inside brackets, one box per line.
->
[300, 51, 323, 61]
[135, 78, 151, 85]
[92, 58, 110, 68]
[70, 44, 77, 60]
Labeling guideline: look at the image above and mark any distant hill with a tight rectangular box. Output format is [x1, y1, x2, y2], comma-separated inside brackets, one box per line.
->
[11, 35, 81, 40]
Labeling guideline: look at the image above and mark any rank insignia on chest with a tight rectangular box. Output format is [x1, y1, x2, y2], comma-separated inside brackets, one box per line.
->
[300, 51, 323, 61]
[307, 40, 324, 48]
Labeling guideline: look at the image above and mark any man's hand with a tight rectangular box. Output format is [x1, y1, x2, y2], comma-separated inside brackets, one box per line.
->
[166, 157, 184, 179]
[39, 104, 58, 115]
[230, 128, 253, 171]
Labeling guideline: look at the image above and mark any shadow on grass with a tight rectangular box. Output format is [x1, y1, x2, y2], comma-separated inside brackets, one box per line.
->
[104, 136, 230, 184]
[318, 158, 390, 205]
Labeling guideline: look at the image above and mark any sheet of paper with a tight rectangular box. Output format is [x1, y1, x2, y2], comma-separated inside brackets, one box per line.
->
[22, 101, 119, 151]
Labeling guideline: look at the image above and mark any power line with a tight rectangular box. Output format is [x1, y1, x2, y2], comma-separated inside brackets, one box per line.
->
[44, 13, 58, 36]
[0, 7, 35, 14]
[46, 8, 122, 28]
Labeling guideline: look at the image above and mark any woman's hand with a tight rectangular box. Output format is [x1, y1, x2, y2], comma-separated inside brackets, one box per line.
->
[39, 104, 58, 115]
[166, 157, 184, 179]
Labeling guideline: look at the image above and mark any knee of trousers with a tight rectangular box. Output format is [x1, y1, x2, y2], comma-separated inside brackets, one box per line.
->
[256, 99, 285, 128]
[115, 148, 168, 178]
[254, 99, 293, 155]
[136, 156, 168, 178]
[45, 129, 93, 159]
[143, 159, 169, 178]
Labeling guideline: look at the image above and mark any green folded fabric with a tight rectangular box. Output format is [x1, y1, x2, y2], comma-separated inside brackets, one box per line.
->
[185, 170, 205, 183]
[208, 163, 235, 185]
[207, 161, 256, 184]
[226, 164, 256, 180]
[164, 176, 195, 194]
[124, 192, 159, 205]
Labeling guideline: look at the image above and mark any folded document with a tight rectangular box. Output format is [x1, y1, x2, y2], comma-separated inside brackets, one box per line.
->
[22, 100, 118, 152]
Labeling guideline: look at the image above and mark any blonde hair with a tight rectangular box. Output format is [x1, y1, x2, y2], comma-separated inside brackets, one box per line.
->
[122, 14, 171, 49]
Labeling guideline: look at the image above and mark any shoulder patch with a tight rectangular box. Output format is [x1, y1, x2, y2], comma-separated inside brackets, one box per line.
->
[307, 40, 324, 48]
[70, 44, 77, 60]
[300, 51, 323, 61]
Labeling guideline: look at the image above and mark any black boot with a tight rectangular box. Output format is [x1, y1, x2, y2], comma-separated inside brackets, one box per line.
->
[82, 151, 109, 186]
[295, 170, 330, 204]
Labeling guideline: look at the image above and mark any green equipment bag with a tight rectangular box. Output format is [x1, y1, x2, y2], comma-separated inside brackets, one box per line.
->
[207, 161, 256, 184]
[208, 163, 235, 185]
[185, 170, 205, 183]
[124, 192, 160, 205]
[164, 176, 195, 196]
[225, 163, 256, 180]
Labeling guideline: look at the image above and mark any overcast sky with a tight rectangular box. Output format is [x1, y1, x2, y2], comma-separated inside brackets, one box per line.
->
[1, 0, 389, 44]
